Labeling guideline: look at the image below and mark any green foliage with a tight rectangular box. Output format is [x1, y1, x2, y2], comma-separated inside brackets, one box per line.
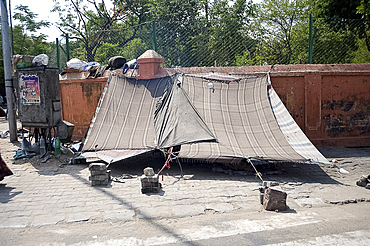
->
[13, 5, 50, 32]
[52, 0, 152, 61]
[49, 0, 369, 67]
[252, 0, 309, 65]
[11, 5, 52, 56]
[351, 35, 370, 63]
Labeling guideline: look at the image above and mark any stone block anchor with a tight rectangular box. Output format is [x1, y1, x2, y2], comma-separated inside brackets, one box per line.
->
[89, 163, 111, 186]
[141, 167, 161, 193]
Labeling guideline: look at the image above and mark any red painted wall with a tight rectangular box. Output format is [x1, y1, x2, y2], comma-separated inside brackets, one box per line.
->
[60, 74, 107, 140]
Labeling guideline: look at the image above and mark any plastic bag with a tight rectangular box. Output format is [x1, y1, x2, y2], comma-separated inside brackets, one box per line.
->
[81, 61, 100, 72]
[122, 59, 137, 74]
[67, 58, 87, 69]
[32, 54, 49, 66]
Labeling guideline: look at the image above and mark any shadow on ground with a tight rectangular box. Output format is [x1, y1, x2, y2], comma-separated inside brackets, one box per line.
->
[0, 184, 22, 203]
[107, 150, 342, 185]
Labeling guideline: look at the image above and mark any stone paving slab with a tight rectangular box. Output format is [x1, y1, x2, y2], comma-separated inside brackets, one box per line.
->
[103, 210, 135, 222]
[172, 204, 205, 218]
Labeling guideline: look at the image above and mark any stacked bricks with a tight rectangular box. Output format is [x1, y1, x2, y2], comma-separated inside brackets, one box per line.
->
[89, 163, 111, 186]
[140, 167, 161, 193]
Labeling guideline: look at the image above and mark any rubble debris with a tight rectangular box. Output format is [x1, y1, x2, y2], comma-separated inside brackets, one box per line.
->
[263, 187, 287, 211]
[329, 198, 370, 205]
[111, 174, 137, 183]
[356, 175, 370, 187]
[262, 181, 280, 187]
[89, 163, 111, 186]
[141, 167, 161, 193]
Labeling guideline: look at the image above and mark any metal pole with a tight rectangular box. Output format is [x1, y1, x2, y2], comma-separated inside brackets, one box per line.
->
[8, 0, 13, 55]
[56, 38, 60, 70]
[1, 0, 18, 142]
[152, 21, 157, 51]
[66, 34, 70, 65]
[308, 14, 313, 64]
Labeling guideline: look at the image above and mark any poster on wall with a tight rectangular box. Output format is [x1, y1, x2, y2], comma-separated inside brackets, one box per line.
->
[20, 75, 40, 105]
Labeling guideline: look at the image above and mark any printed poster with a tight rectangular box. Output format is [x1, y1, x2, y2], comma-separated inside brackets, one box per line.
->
[20, 75, 40, 105]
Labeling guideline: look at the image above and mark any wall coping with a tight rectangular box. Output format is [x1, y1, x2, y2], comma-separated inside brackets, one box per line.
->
[59, 63, 370, 81]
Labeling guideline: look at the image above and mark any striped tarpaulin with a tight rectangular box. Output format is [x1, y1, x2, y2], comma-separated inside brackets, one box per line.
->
[268, 85, 329, 164]
[178, 74, 306, 164]
[82, 73, 173, 151]
[82, 72, 326, 165]
[82, 149, 152, 164]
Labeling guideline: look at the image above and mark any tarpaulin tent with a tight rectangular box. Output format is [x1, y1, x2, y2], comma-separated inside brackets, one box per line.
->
[82, 72, 328, 165]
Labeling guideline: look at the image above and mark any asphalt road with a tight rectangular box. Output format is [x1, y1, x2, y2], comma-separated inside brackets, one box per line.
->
[1, 202, 370, 245]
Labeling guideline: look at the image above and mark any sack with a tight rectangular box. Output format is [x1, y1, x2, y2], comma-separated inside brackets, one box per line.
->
[108, 56, 126, 69]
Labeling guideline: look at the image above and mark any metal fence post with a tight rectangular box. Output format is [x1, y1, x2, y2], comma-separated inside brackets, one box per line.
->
[66, 34, 70, 64]
[308, 14, 313, 64]
[152, 21, 157, 51]
[56, 38, 60, 70]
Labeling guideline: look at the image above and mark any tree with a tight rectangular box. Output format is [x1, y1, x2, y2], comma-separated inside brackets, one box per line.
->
[12, 5, 52, 56]
[150, 0, 203, 67]
[52, 0, 151, 62]
[252, 0, 309, 65]
[152, 0, 255, 67]
[207, 0, 256, 66]
[356, 0, 370, 51]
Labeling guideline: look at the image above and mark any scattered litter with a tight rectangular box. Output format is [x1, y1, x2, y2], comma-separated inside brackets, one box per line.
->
[13, 150, 27, 160]
[111, 177, 125, 183]
[122, 59, 137, 74]
[338, 168, 349, 174]
[331, 159, 338, 163]
[41, 154, 52, 163]
[1, 130, 9, 138]
[112, 174, 137, 183]
[81, 61, 100, 72]
[70, 142, 82, 152]
[17, 128, 29, 134]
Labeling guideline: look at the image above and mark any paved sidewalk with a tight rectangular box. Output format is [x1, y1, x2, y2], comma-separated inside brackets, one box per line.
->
[0, 119, 370, 229]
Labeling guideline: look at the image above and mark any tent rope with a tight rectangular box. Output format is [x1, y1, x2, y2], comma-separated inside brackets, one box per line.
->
[157, 147, 183, 180]
[246, 158, 264, 182]
[217, 142, 264, 182]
